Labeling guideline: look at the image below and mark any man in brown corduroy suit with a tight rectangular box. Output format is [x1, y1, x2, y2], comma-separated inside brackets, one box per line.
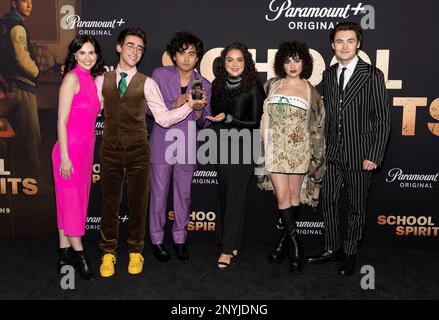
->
[95, 28, 199, 277]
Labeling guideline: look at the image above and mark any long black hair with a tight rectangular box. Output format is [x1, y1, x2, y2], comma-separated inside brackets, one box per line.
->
[212, 42, 260, 94]
[63, 35, 105, 78]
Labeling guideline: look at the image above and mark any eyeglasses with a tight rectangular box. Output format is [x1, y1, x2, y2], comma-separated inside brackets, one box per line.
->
[123, 43, 145, 54]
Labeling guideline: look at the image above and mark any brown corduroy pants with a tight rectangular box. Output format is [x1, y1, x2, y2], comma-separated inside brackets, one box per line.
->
[99, 139, 151, 254]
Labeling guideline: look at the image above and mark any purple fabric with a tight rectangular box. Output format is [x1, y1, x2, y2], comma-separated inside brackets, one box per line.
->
[149, 163, 196, 244]
[148, 65, 211, 244]
[149, 65, 212, 165]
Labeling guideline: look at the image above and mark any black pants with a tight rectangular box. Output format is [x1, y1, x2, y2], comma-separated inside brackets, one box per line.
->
[215, 162, 253, 254]
[321, 161, 372, 255]
[213, 124, 256, 254]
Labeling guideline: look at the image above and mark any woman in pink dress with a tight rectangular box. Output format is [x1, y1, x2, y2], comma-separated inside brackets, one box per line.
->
[52, 35, 104, 280]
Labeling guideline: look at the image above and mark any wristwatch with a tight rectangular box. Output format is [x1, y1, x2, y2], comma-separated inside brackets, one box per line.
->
[225, 114, 233, 124]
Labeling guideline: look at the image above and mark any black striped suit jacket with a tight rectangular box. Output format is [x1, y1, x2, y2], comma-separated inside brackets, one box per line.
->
[322, 58, 391, 170]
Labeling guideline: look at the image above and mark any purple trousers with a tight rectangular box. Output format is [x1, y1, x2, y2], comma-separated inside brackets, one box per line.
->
[149, 163, 196, 244]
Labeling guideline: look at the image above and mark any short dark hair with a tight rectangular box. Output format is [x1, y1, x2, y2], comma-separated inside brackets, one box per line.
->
[273, 41, 313, 79]
[117, 28, 147, 47]
[330, 21, 363, 50]
[63, 35, 105, 78]
[166, 31, 204, 61]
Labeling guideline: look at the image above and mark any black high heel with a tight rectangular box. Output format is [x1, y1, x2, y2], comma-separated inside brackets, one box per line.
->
[217, 253, 234, 269]
[71, 249, 96, 281]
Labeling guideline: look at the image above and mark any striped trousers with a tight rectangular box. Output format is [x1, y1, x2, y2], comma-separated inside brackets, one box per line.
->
[321, 161, 372, 255]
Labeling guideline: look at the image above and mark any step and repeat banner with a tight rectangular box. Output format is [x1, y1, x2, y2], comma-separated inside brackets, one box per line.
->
[0, 0, 438, 249]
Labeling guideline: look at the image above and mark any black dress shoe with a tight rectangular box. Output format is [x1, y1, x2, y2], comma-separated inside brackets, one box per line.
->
[307, 249, 342, 264]
[338, 254, 356, 276]
[174, 243, 189, 262]
[152, 244, 170, 262]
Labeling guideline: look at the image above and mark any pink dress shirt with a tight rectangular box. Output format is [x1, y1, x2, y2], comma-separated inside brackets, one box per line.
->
[95, 65, 192, 128]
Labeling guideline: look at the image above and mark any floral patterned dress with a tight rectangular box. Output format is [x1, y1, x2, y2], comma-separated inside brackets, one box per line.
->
[258, 77, 326, 206]
[265, 94, 311, 174]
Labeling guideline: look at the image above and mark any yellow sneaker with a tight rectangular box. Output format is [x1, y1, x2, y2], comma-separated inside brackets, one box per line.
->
[128, 253, 144, 275]
[100, 253, 116, 278]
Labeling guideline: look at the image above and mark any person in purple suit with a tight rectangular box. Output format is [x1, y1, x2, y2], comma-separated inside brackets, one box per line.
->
[149, 31, 211, 262]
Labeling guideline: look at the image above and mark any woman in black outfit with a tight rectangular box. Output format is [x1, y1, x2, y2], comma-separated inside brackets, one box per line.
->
[207, 43, 264, 269]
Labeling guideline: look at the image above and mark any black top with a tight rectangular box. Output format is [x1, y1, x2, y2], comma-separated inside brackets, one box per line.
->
[181, 85, 188, 94]
[211, 81, 265, 129]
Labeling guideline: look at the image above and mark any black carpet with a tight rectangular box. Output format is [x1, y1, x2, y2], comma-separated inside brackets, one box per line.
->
[0, 240, 438, 300]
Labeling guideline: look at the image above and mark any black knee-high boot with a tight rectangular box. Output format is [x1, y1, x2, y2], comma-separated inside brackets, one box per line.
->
[279, 206, 304, 274]
[268, 214, 289, 264]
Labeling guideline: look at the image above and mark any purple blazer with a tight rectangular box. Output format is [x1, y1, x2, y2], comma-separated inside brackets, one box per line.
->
[149, 65, 212, 164]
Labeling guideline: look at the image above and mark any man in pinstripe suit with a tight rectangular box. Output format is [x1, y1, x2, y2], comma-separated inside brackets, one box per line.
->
[307, 22, 391, 276]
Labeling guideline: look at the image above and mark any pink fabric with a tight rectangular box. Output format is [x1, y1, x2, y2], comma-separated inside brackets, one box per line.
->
[52, 66, 100, 236]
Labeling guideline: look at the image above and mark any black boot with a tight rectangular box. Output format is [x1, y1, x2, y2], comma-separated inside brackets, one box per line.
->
[268, 230, 288, 264]
[57, 247, 72, 274]
[71, 249, 96, 281]
[279, 206, 304, 274]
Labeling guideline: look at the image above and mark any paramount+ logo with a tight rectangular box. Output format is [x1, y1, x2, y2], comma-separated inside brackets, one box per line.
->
[377, 215, 439, 237]
[168, 210, 215, 232]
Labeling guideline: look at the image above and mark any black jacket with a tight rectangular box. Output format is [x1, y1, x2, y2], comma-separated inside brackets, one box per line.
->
[323, 58, 390, 170]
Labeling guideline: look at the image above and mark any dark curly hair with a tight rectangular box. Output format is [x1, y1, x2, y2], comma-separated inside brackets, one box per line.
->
[330, 21, 363, 51]
[274, 41, 313, 79]
[63, 35, 105, 78]
[166, 31, 204, 61]
[213, 42, 260, 94]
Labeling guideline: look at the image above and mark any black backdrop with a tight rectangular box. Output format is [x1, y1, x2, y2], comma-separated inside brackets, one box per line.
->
[0, 0, 438, 250]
